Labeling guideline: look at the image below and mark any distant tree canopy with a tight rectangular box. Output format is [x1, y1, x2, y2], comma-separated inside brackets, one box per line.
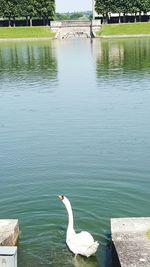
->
[55, 11, 92, 21]
[95, 0, 150, 22]
[0, 0, 55, 26]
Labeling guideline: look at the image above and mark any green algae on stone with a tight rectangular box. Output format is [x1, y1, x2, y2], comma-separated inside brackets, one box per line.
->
[146, 229, 150, 239]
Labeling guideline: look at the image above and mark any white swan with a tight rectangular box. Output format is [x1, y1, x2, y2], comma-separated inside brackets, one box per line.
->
[58, 195, 99, 257]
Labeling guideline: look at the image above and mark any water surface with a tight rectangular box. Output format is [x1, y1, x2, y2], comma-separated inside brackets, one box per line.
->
[0, 38, 150, 267]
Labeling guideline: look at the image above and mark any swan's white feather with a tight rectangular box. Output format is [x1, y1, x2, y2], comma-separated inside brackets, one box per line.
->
[67, 231, 99, 257]
[59, 195, 99, 257]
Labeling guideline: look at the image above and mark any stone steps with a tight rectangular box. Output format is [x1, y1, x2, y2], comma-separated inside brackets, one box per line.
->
[50, 20, 101, 39]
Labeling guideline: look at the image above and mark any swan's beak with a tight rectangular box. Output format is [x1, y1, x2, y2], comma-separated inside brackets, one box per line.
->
[58, 195, 64, 200]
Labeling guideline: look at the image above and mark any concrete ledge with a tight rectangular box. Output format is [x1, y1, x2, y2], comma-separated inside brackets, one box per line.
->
[0, 37, 53, 42]
[0, 220, 19, 246]
[111, 217, 150, 267]
[96, 34, 150, 39]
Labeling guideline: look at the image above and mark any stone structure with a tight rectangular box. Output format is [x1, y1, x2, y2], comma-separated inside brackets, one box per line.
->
[111, 217, 150, 267]
[50, 20, 101, 39]
[91, 19, 101, 37]
[0, 220, 19, 246]
[92, 0, 98, 19]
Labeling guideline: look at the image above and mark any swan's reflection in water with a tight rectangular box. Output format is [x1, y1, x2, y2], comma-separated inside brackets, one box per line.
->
[73, 255, 100, 267]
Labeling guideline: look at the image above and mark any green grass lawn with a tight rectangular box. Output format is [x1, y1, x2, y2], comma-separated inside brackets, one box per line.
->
[0, 26, 55, 39]
[97, 22, 150, 36]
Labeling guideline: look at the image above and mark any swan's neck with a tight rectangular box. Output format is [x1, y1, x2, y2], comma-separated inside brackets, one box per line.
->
[64, 198, 75, 236]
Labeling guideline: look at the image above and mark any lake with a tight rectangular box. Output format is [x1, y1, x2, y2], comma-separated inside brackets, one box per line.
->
[0, 38, 150, 267]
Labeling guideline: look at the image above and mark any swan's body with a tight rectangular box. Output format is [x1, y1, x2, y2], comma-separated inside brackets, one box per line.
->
[58, 195, 99, 257]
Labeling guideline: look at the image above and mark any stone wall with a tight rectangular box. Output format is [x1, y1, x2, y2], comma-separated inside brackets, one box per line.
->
[50, 20, 101, 39]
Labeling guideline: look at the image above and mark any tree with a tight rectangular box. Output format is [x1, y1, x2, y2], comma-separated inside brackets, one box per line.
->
[95, 0, 113, 23]
[35, 0, 55, 25]
[0, 0, 6, 17]
[135, 0, 150, 21]
[11, 0, 20, 27]
[95, 0, 150, 23]
[3, 1, 13, 26]
[19, 0, 30, 26]
[27, 0, 37, 26]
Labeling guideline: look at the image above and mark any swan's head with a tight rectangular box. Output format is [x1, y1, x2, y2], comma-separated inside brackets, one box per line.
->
[58, 195, 65, 201]
[58, 195, 70, 206]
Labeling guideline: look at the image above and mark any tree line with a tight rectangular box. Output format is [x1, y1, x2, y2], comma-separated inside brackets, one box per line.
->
[0, 0, 55, 27]
[55, 11, 92, 21]
[95, 0, 150, 23]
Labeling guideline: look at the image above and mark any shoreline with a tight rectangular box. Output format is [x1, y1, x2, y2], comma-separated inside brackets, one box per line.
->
[0, 37, 54, 42]
[96, 33, 150, 39]
[0, 34, 150, 41]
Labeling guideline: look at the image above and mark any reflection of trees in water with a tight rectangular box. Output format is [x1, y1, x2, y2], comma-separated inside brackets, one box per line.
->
[95, 39, 150, 77]
[0, 42, 57, 80]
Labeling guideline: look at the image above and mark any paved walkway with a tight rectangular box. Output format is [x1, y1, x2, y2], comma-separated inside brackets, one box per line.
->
[111, 217, 150, 267]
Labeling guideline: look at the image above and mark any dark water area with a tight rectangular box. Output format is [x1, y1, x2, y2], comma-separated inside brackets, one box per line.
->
[0, 38, 150, 267]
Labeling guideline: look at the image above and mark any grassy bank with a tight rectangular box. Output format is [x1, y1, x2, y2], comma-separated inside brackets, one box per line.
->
[97, 22, 150, 36]
[0, 26, 55, 39]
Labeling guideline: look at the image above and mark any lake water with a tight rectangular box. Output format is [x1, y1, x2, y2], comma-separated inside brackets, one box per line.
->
[0, 38, 150, 267]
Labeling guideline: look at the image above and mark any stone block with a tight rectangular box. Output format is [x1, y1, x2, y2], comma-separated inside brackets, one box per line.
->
[0, 220, 19, 246]
[111, 217, 150, 267]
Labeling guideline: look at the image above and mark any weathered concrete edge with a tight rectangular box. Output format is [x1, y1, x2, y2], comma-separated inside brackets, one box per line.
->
[95, 34, 150, 39]
[0, 37, 55, 42]
[1, 34, 150, 41]
[111, 217, 150, 267]
[0, 220, 19, 246]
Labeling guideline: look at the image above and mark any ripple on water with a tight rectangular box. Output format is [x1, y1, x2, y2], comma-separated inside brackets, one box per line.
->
[0, 39, 150, 267]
